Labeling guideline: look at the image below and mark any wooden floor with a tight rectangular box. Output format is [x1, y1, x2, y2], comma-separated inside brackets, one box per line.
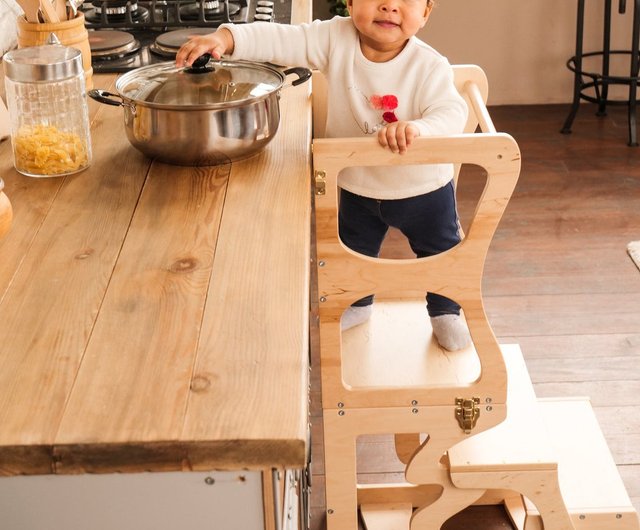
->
[308, 103, 640, 530]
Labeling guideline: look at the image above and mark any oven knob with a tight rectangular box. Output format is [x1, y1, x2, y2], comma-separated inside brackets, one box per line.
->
[256, 6, 272, 13]
[257, 0, 274, 6]
[254, 12, 272, 20]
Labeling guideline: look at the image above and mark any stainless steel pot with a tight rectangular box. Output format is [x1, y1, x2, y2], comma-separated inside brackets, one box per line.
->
[89, 56, 311, 166]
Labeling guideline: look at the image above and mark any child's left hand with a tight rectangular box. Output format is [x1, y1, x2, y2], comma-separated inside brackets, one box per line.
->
[377, 121, 420, 154]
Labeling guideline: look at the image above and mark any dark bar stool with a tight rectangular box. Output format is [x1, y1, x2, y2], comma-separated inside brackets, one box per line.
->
[561, 0, 640, 146]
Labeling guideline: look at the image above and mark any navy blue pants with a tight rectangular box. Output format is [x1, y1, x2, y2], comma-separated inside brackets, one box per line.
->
[338, 182, 461, 317]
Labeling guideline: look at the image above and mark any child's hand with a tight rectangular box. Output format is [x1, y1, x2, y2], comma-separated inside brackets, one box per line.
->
[175, 29, 235, 67]
[377, 121, 420, 154]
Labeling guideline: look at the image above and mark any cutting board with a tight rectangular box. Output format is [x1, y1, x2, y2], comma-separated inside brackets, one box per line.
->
[0, 97, 9, 140]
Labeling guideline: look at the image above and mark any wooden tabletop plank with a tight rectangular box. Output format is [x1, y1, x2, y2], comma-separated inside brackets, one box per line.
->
[0, 79, 152, 475]
[54, 161, 230, 472]
[180, 83, 312, 468]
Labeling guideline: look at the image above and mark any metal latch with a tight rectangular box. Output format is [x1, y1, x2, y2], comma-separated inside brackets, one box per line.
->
[314, 170, 326, 195]
[455, 397, 480, 433]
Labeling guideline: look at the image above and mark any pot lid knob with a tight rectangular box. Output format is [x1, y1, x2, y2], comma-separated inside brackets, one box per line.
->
[186, 53, 214, 74]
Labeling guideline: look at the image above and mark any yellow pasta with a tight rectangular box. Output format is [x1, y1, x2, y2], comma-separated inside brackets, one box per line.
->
[13, 124, 89, 176]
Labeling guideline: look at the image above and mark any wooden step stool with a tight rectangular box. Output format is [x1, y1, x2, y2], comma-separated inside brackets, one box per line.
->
[313, 65, 522, 530]
[311, 65, 639, 530]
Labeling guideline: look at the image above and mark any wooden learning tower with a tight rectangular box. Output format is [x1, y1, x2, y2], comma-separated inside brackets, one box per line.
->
[311, 66, 640, 530]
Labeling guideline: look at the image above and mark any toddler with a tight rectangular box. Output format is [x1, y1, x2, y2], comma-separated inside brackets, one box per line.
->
[176, 0, 472, 351]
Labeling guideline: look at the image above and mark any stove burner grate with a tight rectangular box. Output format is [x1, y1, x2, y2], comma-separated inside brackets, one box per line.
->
[178, 0, 240, 21]
[82, 0, 250, 28]
[85, 1, 151, 25]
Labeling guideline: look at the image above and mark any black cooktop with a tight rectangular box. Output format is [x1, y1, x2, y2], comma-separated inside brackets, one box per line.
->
[85, 0, 292, 72]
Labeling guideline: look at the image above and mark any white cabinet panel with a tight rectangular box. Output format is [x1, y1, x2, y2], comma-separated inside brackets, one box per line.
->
[0, 471, 265, 530]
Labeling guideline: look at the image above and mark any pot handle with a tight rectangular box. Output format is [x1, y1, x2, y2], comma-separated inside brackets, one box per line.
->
[88, 89, 127, 107]
[282, 67, 312, 88]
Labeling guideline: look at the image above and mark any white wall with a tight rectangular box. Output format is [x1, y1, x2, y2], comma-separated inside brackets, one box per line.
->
[314, 0, 639, 105]
[419, 0, 637, 105]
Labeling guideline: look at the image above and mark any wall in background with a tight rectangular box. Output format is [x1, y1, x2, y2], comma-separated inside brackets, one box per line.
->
[314, 0, 638, 106]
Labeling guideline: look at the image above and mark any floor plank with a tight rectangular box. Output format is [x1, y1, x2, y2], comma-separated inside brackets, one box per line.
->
[310, 103, 640, 529]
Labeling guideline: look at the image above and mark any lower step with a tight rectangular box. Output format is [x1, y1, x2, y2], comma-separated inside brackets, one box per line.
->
[515, 397, 639, 530]
[360, 503, 412, 530]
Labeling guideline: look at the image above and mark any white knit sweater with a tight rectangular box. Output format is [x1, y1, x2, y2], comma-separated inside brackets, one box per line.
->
[222, 16, 468, 199]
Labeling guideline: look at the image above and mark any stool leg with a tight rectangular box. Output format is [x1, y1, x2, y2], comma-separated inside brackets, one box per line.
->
[627, 0, 640, 145]
[323, 412, 359, 530]
[562, 0, 586, 134]
[598, 0, 613, 116]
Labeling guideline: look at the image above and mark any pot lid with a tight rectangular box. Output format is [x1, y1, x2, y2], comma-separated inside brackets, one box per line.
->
[116, 57, 285, 108]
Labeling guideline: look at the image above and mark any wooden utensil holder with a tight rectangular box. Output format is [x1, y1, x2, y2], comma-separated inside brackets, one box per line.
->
[16, 12, 92, 89]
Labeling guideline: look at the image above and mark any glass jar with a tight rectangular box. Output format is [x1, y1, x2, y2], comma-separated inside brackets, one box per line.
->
[3, 41, 92, 177]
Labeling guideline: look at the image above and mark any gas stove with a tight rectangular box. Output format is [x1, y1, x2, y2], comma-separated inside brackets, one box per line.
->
[84, 0, 291, 72]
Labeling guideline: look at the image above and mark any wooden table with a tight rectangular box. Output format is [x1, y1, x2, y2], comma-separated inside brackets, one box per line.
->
[0, 53, 312, 477]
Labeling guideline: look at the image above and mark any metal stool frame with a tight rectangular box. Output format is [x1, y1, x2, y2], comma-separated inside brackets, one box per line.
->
[561, 0, 640, 146]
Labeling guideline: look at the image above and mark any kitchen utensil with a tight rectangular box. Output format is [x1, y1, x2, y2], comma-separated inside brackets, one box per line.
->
[88, 57, 311, 165]
[15, 0, 42, 23]
[3, 43, 92, 177]
[65, 0, 82, 19]
[55, 0, 67, 21]
[38, 0, 60, 23]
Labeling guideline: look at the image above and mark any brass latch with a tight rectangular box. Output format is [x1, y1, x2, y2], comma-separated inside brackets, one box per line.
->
[314, 170, 326, 195]
[455, 397, 480, 433]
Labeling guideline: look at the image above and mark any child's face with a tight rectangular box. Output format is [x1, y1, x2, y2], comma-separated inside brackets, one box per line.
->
[347, 0, 432, 61]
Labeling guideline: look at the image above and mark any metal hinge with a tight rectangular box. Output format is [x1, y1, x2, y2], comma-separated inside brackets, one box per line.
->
[314, 170, 326, 195]
[455, 397, 480, 433]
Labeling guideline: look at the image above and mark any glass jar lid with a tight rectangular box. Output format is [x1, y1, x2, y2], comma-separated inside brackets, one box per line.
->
[115, 59, 285, 108]
[3, 45, 83, 83]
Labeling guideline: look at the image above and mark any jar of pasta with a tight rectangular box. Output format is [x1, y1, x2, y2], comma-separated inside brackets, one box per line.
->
[2, 39, 92, 177]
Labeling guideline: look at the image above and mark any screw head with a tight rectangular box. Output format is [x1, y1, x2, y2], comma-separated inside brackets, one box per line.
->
[318, 261, 325, 267]
[319, 296, 326, 302]
[204, 476, 215, 485]
[338, 410, 345, 416]
[327, 509, 334, 515]
[411, 400, 418, 406]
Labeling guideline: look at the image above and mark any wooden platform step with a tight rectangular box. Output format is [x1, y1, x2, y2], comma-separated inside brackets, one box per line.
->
[447, 343, 557, 475]
[518, 398, 640, 530]
[446, 345, 639, 530]
[360, 503, 412, 530]
[341, 301, 480, 389]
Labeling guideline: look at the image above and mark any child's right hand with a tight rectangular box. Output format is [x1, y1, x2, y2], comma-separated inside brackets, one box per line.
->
[378, 121, 420, 155]
[175, 29, 235, 67]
